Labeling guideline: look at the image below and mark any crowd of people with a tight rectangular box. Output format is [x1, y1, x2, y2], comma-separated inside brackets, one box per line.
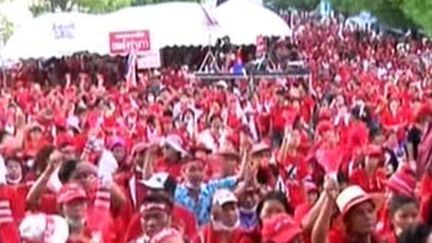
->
[0, 14, 432, 243]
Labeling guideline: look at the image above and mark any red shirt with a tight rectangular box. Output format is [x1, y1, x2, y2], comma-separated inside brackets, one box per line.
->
[328, 228, 382, 243]
[0, 186, 21, 243]
[350, 168, 386, 193]
[271, 105, 297, 131]
[193, 225, 254, 243]
[294, 202, 313, 243]
[380, 109, 406, 129]
[154, 158, 183, 180]
[381, 231, 397, 243]
[125, 204, 198, 242]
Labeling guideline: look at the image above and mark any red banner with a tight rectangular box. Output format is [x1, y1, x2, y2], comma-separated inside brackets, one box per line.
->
[109, 30, 151, 55]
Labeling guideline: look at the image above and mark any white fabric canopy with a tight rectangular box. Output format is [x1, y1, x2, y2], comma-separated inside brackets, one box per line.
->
[2, 0, 292, 60]
[213, 0, 291, 45]
[104, 2, 214, 49]
[1, 12, 104, 60]
[0, 1, 33, 30]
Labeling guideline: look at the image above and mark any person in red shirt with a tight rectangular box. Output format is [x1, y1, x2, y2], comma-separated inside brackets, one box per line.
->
[349, 145, 386, 193]
[382, 195, 419, 243]
[270, 89, 297, 147]
[150, 228, 185, 243]
[4, 156, 25, 185]
[124, 172, 198, 242]
[154, 134, 187, 180]
[194, 189, 253, 243]
[312, 183, 381, 243]
[261, 213, 303, 243]
[57, 183, 114, 243]
[129, 193, 179, 242]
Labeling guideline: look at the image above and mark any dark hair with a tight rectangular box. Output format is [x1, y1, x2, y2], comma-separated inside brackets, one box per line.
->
[388, 195, 418, 217]
[142, 193, 174, 211]
[4, 156, 26, 178]
[256, 191, 293, 225]
[0, 130, 9, 144]
[33, 145, 55, 174]
[399, 223, 432, 243]
[164, 176, 177, 197]
[58, 159, 78, 184]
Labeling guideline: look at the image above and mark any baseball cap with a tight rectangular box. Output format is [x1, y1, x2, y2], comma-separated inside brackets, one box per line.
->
[261, 213, 302, 243]
[57, 183, 87, 204]
[212, 189, 238, 206]
[140, 173, 177, 195]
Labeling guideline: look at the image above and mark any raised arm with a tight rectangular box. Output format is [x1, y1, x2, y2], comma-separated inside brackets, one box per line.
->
[26, 151, 62, 210]
[311, 177, 338, 243]
[300, 189, 327, 232]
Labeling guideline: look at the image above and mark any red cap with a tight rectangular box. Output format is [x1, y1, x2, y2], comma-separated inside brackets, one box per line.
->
[261, 213, 302, 243]
[57, 183, 87, 204]
[316, 121, 333, 136]
[385, 165, 416, 197]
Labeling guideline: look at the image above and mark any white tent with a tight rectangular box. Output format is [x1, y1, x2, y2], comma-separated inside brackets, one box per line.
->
[104, 2, 215, 49]
[213, 0, 291, 45]
[1, 12, 103, 60]
[0, 0, 33, 30]
[2, 0, 292, 60]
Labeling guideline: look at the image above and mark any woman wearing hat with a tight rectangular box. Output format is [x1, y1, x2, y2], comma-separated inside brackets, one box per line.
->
[312, 181, 381, 243]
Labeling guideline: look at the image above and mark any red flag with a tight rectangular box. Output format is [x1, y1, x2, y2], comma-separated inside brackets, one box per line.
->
[316, 148, 343, 174]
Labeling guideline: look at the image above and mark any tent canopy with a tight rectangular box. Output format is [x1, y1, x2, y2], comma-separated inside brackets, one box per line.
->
[213, 0, 291, 45]
[1, 0, 292, 60]
[1, 12, 103, 60]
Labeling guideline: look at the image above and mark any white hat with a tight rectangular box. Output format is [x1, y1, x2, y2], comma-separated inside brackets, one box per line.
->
[162, 134, 188, 157]
[140, 172, 170, 190]
[251, 141, 271, 155]
[336, 185, 372, 216]
[20, 214, 69, 243]
[216, 80, 228, 89]
[212, 189, 238, 206]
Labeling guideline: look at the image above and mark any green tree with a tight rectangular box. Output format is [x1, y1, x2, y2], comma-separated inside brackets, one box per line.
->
[331, 0, 416, 29]
[264, 0, 320, 11]
[402, 0, 432, 34]
[0, 14, 14, 45]
[30, 0, 132, 16]
[131, 0, 198, 6]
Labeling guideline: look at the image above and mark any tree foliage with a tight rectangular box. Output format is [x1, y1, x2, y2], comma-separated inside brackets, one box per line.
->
[402, 0, 432, 35]
[131, 0, 196, 6]
[30, 0, 132, 16]
[264, 0, 320, 11]
[25, 0, 432, 36]
[330, 0, 417, 29]
[0, 14, 14, 44]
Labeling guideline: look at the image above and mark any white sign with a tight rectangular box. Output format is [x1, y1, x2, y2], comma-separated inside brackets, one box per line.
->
[137, 50, 161, 69]
[52, 23, 75, 40]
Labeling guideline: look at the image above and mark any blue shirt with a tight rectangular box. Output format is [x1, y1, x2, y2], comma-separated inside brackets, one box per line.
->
[174, 176, 237, 226]
[239, 210, 258, 231]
